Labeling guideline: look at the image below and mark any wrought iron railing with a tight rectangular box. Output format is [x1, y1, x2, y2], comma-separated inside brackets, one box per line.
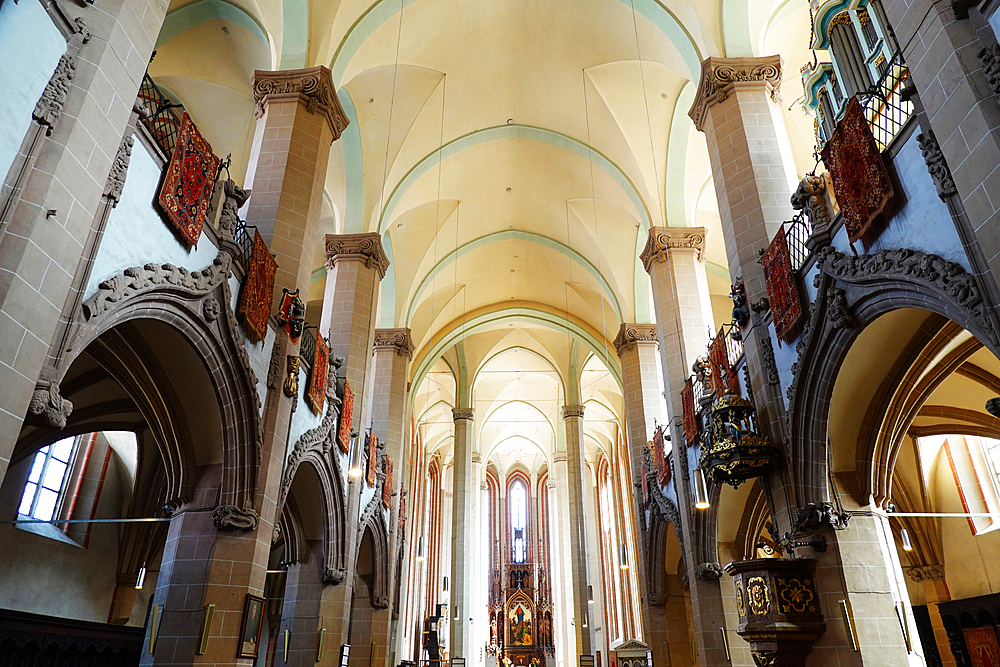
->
[300, 324, 318, 368]
[721, 322, 745, 369]
[233, 220, 256, 269]
[137, 72, 184, 157]
[859, 49, 913, 151]
[783, 213, 813, 272]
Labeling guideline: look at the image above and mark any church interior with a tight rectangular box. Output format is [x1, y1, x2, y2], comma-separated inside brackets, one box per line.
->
[3, 0, 1000, 666]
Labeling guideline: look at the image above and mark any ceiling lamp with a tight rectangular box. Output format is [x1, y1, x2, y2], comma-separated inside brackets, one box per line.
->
[699, 392, 782, 489]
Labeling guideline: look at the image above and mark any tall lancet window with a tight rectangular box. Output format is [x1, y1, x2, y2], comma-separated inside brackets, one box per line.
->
[510, 480, 527, 563]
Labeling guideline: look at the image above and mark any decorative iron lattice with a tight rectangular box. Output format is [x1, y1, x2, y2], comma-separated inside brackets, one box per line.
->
[783, 213, 814, 272]
[300, 324, 318, 369]
[859, 49, 913, 151]
[136, 72, 184, 157]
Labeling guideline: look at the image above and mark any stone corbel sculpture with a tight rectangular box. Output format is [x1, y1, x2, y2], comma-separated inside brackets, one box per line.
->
[26, 380, 74, 429]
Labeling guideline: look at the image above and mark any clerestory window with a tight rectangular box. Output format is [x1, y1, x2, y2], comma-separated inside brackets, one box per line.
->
[18, 437, 77, 521]
[510, 480, 527, 563]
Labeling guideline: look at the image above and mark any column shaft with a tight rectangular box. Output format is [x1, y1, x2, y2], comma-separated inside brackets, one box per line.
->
[450, 408, 475, 657]
[562, 405, 593, 656]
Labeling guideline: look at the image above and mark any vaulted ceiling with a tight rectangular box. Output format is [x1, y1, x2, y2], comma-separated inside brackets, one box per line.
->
[151, 0, 820, 472]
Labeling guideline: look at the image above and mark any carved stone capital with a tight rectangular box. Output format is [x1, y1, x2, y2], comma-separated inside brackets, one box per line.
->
[688, 55, 783, 132]
[562, 405, 585, 419]
[905, 564, 945, 582]
[252, 66, 349, 141]
[694, 562, 724, 580]
[26, 380, 73, 429]
[374, 328, 414, 359]
[212, 505, 259, 531]
[640, 226, 707, 273]
[322, 566, 346, 585]
[324, 233, 390, 280]
[613, 323, 658, 357]
[452, 407, 475, 422]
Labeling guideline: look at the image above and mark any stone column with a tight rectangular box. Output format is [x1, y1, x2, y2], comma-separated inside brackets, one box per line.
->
[613, 324, 669, 665]
[321, 233, 389, 647]
[686, 56, 791, 446]
[562, 405, 594, 656]
[370, 328, 413, 667]
[245, 66, 347, 307]
[640, 227, 730, 667]
[450, 407, 475, 658]
[0, 0, 169, 487]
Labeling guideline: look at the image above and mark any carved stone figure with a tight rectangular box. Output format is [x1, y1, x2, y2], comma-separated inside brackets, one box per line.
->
[26, 381, 73, 429]
[219, 179, 251, 242]
[791, 174, 831, 229]
[103, 135, 134, 207]
[33, 54, 77, 134]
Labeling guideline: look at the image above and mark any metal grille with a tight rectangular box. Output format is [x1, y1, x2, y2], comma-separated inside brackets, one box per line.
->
[860, 49, 913, 151]
[784, 213, 813, 272]
[722, 323, 744, 368]
[300, 324, 318, 369]
[137, 73, 183, 157]
[233, 221, 256, 270]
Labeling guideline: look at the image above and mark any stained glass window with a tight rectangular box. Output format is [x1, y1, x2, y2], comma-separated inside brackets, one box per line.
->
[510, 480, 526, 563]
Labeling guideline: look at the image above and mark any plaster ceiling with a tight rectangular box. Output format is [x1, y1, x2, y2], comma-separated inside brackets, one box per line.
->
[152, 0, 820, 466]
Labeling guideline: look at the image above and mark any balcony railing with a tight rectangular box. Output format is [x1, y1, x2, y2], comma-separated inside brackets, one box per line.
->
[783, 213, 813, 273]
[859, 49, 913, 151]
[137, 72, 183, 157]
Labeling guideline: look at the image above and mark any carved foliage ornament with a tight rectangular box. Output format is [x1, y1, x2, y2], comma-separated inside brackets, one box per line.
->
[694, 562, 724, 580]
[917, 130, 958, 200]
[979, 44, 1000, 97]
[324, 233, 390, 279]
[640, 226, 707, 273]
[252, 66, 349, 140]
[26, 380, 73, 429]
[689, 56, 783, 132]
[373, 328, 414, 359]
[34, 54, 77, 134]
[613, 323, 658, 357]
[103, 135, 134, 206]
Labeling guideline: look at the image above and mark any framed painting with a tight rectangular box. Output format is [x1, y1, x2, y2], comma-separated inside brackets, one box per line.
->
[237, 594, 266, 659]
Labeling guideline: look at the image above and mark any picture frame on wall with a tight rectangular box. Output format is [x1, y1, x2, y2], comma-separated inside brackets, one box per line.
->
[237, 594, 266, 659]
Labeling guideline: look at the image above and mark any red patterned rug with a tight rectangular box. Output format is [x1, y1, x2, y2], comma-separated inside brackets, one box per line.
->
[306, 329, 328, 415]
[709, 332, 734, 395]
[654, 426, 669, 486]
[821, 97, 894, 248]
[157, 112, 220, 247]
[367, 433, 377, 487]
[237, 229, 277, 343]
[682, 378, 698, 443]
[338, 380, 353, 454]
[761, 225, 803, 342]
[383, 457, 393, 508]
[963, 627, 1000, 667]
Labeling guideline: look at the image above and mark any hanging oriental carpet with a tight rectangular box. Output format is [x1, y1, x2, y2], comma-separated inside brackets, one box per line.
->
[157, 112, 220, 247]
[709, 331, 734, 395]
[653, 426, 669, 486]
[306, 329, 328, 415]
[761, 224, 803, 342]
[682, 378, 698, 444]
[963, 627, 1000, 667]
[366, 433, 377, 487]
[821, 96, 894, 248]
[383, 458, 393, 509]
[237, 229, 277, 343]
[338, 380, 353, 454]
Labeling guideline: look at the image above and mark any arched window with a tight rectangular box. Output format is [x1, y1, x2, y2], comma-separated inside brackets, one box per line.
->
[509, 479, 527, 563]
[19, 437, 77, 521]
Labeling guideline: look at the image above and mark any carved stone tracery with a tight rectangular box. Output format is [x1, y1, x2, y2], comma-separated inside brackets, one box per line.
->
[33, 54, 77, 134]
[979, 44, 1000, 98]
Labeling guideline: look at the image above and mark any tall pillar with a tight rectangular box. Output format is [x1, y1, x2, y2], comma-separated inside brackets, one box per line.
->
[321, 233, 389, 646]
[246, 66, 347, 306]
[640, 227, 730, 667]
[562, 405, 594, 656]
[371, 328, 414, 666]
[0, 0, 169, 486]
[450, 407, 475, 657]
[613, 324, 671, 666]
[686, 56, 790, 446]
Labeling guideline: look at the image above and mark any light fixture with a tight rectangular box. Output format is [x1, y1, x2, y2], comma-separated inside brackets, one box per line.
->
[348, 435, 364, 478]
[587, 585, 594, 604]
[454, 605, 460, 621]
[135, 565, 147, 590]
[694, 468, 711, 510]
[443, 576, 449, 592]
[582, 612, 589, 628]
[417, 536, 425, 561]
[620, 544, 629, 570]
[900, 528, 913, 551]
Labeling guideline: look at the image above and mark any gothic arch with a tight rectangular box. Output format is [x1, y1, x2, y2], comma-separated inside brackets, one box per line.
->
[785, 246, 1000, 507]
[358, 502, 391, 609]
